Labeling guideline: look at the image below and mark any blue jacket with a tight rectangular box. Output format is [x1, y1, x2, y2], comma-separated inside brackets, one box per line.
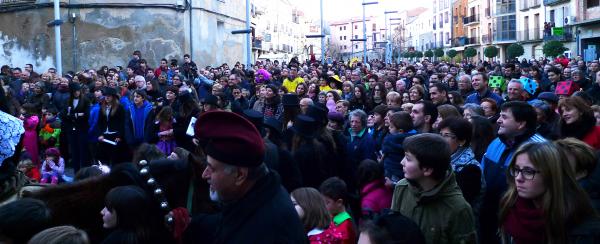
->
[88, 103, 100, 141]
[479, 131, 546, 243]
[381, 130, 417, 181]
[465, 89, 504, 106]
[126, 101, 155, 146]
[346, 127, 376, 166]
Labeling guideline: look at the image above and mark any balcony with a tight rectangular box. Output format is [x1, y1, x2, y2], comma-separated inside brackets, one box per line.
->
[520, 0, 529, 10]
[464, 15, 480, 25]
[0, 0, 35, 6]
[467, 37, 480, 45]
[543, 26, 574, 42]
[544, 0, 570, 6]
[481, 34, 492, 44]
[494, 31, 517, 42]
[496, 5, 516, 15]
[517, 28, 542, 42]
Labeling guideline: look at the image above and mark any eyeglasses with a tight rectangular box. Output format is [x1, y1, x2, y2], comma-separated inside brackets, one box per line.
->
[509, 167, 540, 180]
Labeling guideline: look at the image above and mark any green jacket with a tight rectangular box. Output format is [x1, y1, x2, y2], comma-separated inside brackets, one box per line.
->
[391, 172, 477, 244]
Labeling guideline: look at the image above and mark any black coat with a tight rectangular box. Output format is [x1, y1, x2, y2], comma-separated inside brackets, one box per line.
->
[95, 103, 126, 140]
[61, 97, 91, 132]
[184, 171, 306, 244]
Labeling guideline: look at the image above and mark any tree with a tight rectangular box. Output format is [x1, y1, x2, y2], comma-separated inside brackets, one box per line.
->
[414, 51, 424, 59]
[402, 52, 411, 58]
[464, 47, 477, 60]
[484, 46, 499, 60]
[434, 48, 445, 58]
[507, 43, 524, 59]
[446, 49, 457, 59]
[424, 50, 434, 58]
[543, 40, 568, 58]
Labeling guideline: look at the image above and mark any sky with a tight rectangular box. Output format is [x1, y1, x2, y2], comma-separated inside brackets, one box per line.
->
[298, 0, 432, 22]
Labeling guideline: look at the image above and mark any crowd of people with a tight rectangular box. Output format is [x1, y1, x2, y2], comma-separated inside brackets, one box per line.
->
[0, 50, 600, 244]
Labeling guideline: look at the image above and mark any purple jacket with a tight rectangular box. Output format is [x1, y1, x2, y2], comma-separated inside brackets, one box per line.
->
[361, 179, 392, 218]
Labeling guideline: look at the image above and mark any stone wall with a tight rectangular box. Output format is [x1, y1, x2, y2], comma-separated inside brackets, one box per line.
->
[0, 0, 245, 73]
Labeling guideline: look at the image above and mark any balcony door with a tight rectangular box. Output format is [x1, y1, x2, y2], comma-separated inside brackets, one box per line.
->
[534, 13, 540, 39]
[524, 16, 529, 41]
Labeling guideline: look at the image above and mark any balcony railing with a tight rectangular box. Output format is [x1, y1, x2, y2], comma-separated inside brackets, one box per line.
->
[467, 37, 480, 45]
[520, 0, 529, 10]
[494, 31, 517, 42]
[544, 0, 569, 6]
[451, 36, 479, 47]
[543, 26, 574, 42]
[517, 28, 542, 42]
[496, 5, 516, 15]
[464, 15, 480, 25]
[0, 0, 35, 6]
[481, 34, 492, 44]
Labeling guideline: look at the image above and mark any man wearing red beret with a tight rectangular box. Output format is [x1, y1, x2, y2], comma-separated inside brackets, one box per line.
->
[183, 111, 306, 243]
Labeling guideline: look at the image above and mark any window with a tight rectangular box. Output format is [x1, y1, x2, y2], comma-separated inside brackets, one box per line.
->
[355, 25, 358, 29]
[588, 0, 600, 8]
[344, 26, 347, 30]
[355, 35, 358, 39]
[344, 36, 347, 40]
[355, 45, 358, 49]
[340, 36, 343, 40]
[446, 32, 450, 43]
[340, 26, 343, 31]
[445, 12, 449, 23]
[372, 23, 376, 31]
[344, 45, 347, 49]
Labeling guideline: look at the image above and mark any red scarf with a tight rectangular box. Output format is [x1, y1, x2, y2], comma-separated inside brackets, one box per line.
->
[503, 197, 546, 244]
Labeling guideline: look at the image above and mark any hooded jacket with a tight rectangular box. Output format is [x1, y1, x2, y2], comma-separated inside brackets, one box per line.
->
[381, 130, 417, 180]
[391, 172, 477, 244]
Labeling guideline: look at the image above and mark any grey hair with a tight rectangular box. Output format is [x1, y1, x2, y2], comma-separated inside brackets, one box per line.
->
[459, 75, 472, 83]
[463, 103, 485, 116]
[349, 109, 368, 127]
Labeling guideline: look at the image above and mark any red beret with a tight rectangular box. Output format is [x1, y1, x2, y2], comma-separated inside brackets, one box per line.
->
[194, 111, 265, 167]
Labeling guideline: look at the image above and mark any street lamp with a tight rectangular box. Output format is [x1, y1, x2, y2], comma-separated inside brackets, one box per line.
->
[383, 10, 398, 64]
[362, 1, 378, 63]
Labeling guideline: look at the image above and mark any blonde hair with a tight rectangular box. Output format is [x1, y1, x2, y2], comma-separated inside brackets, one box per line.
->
[499, 142, 596, 244]
[28, 225, 89, 244]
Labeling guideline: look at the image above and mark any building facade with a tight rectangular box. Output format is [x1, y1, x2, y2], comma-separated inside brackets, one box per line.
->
[0, 0, 248, 72]
[433, 0, 453, 49]
[329, 16, 383, 60]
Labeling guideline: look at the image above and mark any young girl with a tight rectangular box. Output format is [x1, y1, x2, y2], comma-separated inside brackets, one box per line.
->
[39, 107, 61, 153]
[40, 148, 65, 184]
[291, 187, 342, 244]
[20, 103, 40, 164]
[154, 106, 176, 155]
[17, 159, 41, 182]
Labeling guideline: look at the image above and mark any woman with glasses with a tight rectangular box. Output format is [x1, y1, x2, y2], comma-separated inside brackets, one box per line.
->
[437, 117, 482, 208]
[499, 142, 597, 244]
